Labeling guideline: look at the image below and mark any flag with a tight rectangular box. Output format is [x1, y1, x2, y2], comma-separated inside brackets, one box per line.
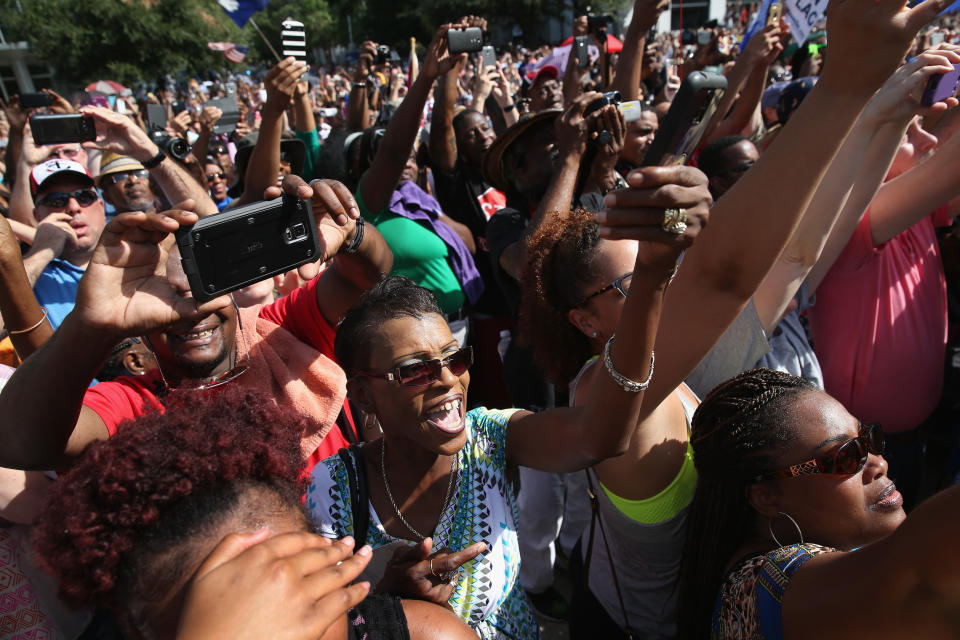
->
[408, 37, 419, 89]
[208, 42, 250, 63]
[216, 0, 269, 28]
[740, 0, 774, 52]
[741, 0, 827, 52]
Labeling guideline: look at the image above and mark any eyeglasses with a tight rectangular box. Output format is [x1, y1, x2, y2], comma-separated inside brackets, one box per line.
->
[206, 172, 226, 181]
[355, 347, 473, 387]
[36, 188, 99, 209]
[753, 422, 885, 482]
[571, 272, 632, 309]
[105, 169, 149, 185]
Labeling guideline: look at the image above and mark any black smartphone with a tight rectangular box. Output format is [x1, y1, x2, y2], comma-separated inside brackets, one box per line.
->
[574, 35, 591, 68]
[145, 103, 167, 134]
[204, 96, 241, 135]
[447, 27, 483, 55]
[20, 93, 53, 109]
[642, 71, 727, 166]
[29, 114, 96, 145]
[281, 19, 308, 63]
[176, 195, 320, 303]
[588, 14, 612, 33]
[480, 45, 497, 71]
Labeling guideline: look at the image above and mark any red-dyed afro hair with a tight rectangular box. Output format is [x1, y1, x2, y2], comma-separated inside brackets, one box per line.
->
[33, 385, 309, 609]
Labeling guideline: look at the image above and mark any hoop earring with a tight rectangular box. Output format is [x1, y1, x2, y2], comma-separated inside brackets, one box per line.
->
[768, 511, 804, 548]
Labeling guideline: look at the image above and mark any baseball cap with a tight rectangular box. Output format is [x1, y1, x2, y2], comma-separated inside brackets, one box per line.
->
[30, 159, 95, 199]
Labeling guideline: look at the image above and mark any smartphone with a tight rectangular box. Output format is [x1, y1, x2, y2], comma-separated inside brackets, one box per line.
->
[176, 195, 320, 303]
[281, 19, 308, 63]
[766, 2, 782, 26]
[619, 100, 647, 123]
[20, 93, 53, 109]
[145, 103, 167, 133]
[588, 14, 612, 32]
[697, 29, 712, 46]
[642, 71, 727, 166]
[921, 62, 960, 106]
[204, 95, 241, 135]
[116, 99, 127, 115]
[29, 114, 96, 145]
[583, 91, 622, 117]
[480, 45, 497, 71]
[574, 35, 591, 69]
[930, 32, 946, 46]
[447, 27, 483, 55]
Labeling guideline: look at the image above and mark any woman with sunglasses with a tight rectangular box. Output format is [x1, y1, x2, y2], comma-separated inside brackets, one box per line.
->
[678, 368, 960, 638]
[306, 167, 710, 639]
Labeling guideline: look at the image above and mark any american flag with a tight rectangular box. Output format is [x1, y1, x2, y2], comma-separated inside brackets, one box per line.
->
[208, 42, 250, 63]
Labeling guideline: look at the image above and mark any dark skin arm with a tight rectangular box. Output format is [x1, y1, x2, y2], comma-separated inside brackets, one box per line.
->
[360, 25, 465, 214]
[429, 57, 463, 175]
[0, 216, 53, 359]
[611, 0, 670, 100]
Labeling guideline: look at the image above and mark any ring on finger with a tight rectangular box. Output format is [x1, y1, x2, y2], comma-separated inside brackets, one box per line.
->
[661, 208, 688, 235]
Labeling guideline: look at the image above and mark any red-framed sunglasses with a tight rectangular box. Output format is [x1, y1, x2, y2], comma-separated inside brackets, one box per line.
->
[355, 347, 473, 387]
[753, 422, 884, 483]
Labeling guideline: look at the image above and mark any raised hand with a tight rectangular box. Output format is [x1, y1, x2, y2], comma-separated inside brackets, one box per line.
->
[73, 205, 231, 339]
[422, 24, 468, 80]
[31, 213, 79, 258]
[264, 175, 361, 269]
[743, 23, 787, 67]
[41, 88, 75, 114]
[178, 531, 371, 640]
[264, 57, 308, 116]
[599, 166, 711, 271]
[198, 105, 223, 133]
[555, 91, 603, 157]
[374, 536, 486, 606]
[19, 122, 49, 167]
[862, 49, 960, 126]
[79, 105, 158, 161]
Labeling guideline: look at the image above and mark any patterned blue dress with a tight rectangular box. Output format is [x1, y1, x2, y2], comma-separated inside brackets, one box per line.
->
[307, 407, 541, 639]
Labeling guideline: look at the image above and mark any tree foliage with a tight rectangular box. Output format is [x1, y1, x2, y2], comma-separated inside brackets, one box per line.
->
[2, 0, 242, 87]
[243, 0, 335, 65]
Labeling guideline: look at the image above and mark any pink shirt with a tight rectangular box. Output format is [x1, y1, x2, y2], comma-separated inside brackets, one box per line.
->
[808, 207, 952, 433]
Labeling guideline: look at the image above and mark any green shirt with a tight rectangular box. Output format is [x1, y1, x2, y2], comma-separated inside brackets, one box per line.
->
[356, 183, 465, 315]
[294, 128, 321, 182]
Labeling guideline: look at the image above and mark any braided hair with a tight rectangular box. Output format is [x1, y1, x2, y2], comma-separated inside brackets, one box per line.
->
[519, 208, 605, 384]
[677, 368, 817, 639]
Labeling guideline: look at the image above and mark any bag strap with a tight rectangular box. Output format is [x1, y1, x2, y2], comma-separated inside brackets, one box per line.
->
[338, 445, 370, 545]
[584, 469, 634, 640]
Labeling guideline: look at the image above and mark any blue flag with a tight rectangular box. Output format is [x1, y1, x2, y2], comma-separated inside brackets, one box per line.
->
[217, 0, 270, 28]
[740, 0, 775, 52]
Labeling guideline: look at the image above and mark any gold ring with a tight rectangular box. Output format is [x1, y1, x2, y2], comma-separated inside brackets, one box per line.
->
[662, 208, 687, 235]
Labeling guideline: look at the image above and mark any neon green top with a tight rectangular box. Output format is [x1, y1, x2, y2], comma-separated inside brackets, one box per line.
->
[599, 440, 697, 525]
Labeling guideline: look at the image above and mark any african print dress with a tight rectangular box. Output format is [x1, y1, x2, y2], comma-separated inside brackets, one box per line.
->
[307, 407, 540, 640]
[711, 542, 835, 639]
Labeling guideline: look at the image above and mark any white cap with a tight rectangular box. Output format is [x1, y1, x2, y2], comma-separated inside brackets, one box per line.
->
[30, 159, 94, 198]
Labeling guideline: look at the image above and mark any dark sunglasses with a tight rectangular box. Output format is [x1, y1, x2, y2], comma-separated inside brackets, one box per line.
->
[105, 169, 149, 185]
[571, 272, 633, 309]
[356, 347, 473, 387]
[206, 172, 226, 181]
[36, 188, 99, 209]
[754, 422, 884, 482]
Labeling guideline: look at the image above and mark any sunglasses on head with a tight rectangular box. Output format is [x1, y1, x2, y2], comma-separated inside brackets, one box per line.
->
[753, 422, 884, 483]
[36, 188, 99, 209]
[355, 347, 473, 387]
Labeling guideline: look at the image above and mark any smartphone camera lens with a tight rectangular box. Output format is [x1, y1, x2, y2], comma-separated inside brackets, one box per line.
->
[284, 223, 307, 243]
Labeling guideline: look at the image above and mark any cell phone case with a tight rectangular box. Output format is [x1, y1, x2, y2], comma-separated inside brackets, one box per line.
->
[642, 71, 727, 167]
[480, 45, 497, 70]
[29, 114, 96, 145]
[176, 195, 320, 303]
[921, 63, 960, 107]
[20, 93, 53, 109]
[447, 27, 483, 55]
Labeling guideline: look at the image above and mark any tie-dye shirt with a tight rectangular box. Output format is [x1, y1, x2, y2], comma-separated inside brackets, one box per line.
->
[307, 407, 540, 640]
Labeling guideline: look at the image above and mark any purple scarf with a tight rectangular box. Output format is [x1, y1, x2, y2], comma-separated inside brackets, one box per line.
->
[388, 180, 484, 306]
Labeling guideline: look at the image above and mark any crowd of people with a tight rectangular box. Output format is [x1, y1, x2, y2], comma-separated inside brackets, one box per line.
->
[1, 0, 960, 638]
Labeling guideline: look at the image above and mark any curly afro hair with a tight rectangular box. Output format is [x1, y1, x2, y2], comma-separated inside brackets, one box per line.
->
[519, 208, 605, 384]
[33, 385, 310, 610]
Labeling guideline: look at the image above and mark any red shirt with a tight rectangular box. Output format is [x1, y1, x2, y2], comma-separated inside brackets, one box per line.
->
[83, 278, 355, 470]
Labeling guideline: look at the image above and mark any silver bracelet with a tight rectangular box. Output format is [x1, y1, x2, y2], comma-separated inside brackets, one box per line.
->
[603, 335, 654, 393]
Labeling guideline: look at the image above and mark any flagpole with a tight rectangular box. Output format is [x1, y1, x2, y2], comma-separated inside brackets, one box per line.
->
[249, 17, 283, 62]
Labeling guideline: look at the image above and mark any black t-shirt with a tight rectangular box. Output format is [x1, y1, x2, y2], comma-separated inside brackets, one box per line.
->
[434, 162, 511, 316]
